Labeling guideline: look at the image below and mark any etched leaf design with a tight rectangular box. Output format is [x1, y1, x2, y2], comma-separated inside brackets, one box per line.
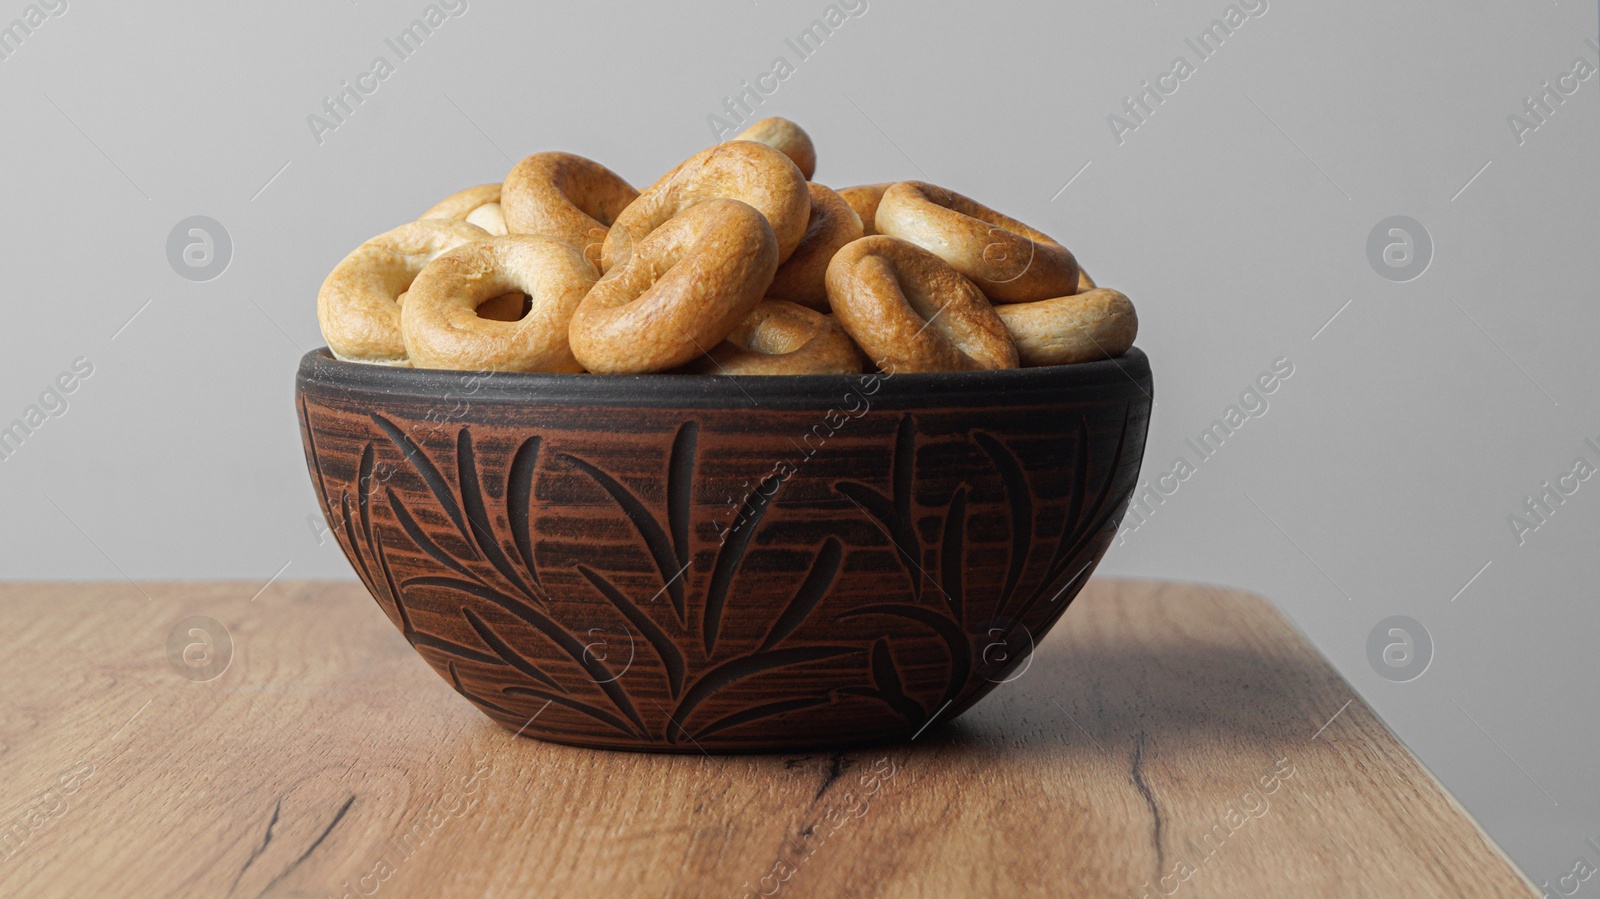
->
[835, 414, 922, 601]
[839, 604, 970, 708]
[456, 428, 542, 603]
[576, 564, 686, 699]
[1018, 405, 1133, 620]
[667, 422, 698, 583]
[974, 431, 1032, 608]
[299, 397, 336, 518]
[501, 687, 643, 738]
[446, 633, 634, 741]
[757, 536, 843, 652]
[370, 412, 473, 544]
[357, 442, 377, 552]
[401, 575, 647, 736]
[561, 452, 689, 626]
[702, 472, 782, 655]
[385, 490, 480, 583]
[461, 606, 567, 693]
[338, 492, 376, 593]
[372, 526, 411, 638]
[869, 638, 926, 723]
[668, 646, 862, 743]
[308, 373, 1148, 747]
[1065, 416, 1091, 546]
[692, 696, 834, 741]
[939, 486, 967, 623]
[413, 633, 504, 667]
[505, 436, 544, 590]
[447, 660, 528, 721]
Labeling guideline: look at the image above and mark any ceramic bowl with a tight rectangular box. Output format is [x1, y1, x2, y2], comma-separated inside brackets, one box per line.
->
[296, 348, 1152, 751]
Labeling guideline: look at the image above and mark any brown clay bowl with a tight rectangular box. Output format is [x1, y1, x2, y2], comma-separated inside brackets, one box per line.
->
[296, 348, 1152, 752]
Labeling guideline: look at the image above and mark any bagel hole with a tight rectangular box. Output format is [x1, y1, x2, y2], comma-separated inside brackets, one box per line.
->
[478, 292, 531, 322]
[898, 280, 946, 329]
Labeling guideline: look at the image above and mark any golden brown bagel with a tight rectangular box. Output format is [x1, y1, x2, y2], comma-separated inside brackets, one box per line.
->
[875, 181, 1078, 303]
[401, 236, 597, 373]
[825, 236, 1018, 373]
[765, 183, 863, 309]
[318, 220, 491, 366]
[571, 199, 779, 374]
[691, 300, 862, 375]
[837, 183, 892, 237]
[501, 152, 638, 269]
[995, 288, 1137, 367]
[420, 183, 507, 235]
[602, 141, 809, 272]
[733, 117, 817, 180]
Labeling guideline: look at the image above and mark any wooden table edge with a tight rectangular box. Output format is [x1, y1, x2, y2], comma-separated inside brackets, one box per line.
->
[1165, 576, 1540, 895]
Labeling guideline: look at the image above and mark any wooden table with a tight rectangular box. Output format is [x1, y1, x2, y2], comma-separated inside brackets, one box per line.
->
[0, 579, 1532, 898]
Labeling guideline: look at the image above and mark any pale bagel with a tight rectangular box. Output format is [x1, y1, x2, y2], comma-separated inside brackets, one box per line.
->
[692, 300, 861, 375]
[318, 132, 1139, 376]
[994, 288, 1137, 367]
[401, 236, 598, 373]
[420, 183, 507, 236]
[318, 220, 491, 366]
[733, 117, 817, 180]
[875, 181, 1078, 303]
[501, 152, 638, 269]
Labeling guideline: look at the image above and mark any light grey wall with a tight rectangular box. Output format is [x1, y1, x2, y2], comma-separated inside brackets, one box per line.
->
[1, 0, 1594, 883]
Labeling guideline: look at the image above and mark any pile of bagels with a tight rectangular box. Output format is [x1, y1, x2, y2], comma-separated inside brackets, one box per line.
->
[316, 117, 1137, 376]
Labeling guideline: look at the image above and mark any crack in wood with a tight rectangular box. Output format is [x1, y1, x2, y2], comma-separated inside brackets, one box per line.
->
[814, 752, 853, 801]
[1129, 731, 1165, 879]
[227, 797, 281, 896]
[255, 793, 355, 897]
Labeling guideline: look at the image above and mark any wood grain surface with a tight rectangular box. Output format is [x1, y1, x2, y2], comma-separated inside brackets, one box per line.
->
[0, 579, 1533, 898]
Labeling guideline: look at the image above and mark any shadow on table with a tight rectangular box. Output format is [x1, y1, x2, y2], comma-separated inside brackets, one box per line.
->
[913, 631, 1343, 759]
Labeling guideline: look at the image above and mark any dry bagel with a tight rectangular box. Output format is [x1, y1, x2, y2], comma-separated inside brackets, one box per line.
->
[420, 183, 507, 235]
[691, 300, 861, 375]
[571, 199, 778, 374]
[837, 183, 893, 237]
[825, 236, 1017, 373]
[401, 236, 597, 372]
[319, 119, 1139, 376]
[875, 181, 1078, 303]
[733, 117, 817, 180]
[765, 183, 863, 309]
[318, 220, 491, 366]
[602, 141, 809, 272]
[994, 288, 1137, 367]
[501, 152, 638, 269]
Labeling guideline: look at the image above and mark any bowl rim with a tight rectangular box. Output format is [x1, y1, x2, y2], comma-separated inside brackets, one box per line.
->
[297, 346, 1152, 410]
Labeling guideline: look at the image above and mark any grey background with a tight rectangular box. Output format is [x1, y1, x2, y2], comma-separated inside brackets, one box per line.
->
[0, 0, 1594, 882]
